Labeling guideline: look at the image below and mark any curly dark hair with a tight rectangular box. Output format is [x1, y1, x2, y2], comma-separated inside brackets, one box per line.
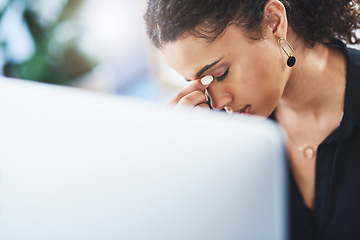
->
[144, 0, 360, 48]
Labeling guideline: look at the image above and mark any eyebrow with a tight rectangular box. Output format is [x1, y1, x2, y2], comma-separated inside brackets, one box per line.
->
[195, 58, 222, 79]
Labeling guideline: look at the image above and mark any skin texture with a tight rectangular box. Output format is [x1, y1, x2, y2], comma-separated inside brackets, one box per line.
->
[162, 25, 289, 116]
[162, 0, 291, 117]
[160, 0, 346, 209]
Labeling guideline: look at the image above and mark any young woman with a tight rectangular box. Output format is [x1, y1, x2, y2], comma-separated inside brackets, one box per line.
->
[144, 0, 360, 239]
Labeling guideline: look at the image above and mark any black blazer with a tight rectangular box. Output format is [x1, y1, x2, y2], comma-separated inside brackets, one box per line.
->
[288, 41, 360, 240]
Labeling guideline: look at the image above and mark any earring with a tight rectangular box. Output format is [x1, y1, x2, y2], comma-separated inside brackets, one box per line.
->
[278, 38, 296, 67]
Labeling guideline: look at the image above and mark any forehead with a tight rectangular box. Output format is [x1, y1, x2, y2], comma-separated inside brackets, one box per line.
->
[160, 26, 248, 80]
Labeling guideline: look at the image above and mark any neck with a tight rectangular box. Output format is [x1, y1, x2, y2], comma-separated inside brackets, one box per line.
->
[278, 35, 346, 118]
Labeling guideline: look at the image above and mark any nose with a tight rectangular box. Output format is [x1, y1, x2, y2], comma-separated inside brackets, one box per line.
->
[207, 89, 232, 111]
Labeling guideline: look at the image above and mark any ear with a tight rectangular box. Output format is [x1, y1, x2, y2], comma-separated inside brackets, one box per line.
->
[263, 0, 288, 39]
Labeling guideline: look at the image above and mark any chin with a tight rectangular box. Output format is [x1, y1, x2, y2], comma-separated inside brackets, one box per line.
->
[253, 108, 274, 118]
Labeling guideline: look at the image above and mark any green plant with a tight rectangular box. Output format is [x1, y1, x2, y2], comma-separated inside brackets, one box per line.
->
[0, 0, 97, 85]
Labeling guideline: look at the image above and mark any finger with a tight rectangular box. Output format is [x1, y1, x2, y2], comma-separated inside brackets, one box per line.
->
[175, 90, 207, 109]
[193, 102, 210, 111]
[168, 80, 208, 105]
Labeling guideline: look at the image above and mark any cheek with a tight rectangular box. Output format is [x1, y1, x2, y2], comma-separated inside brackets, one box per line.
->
[251, 66, 286, 116]
[251, 44, 286, 89]
[234, 54, 286, 116]
[238, 53, 284, 93]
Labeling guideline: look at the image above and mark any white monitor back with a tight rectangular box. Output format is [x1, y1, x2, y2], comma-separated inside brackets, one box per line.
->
[0, 77, 287, 240]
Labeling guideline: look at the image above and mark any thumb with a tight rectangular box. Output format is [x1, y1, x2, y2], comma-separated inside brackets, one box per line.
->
[193, 75, 214, 91]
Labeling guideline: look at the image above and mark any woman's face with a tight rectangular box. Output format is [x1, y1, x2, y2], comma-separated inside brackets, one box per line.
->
[160, 25, 291, 117]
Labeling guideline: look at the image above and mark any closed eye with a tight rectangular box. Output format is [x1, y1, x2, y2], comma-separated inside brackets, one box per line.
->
[215, 68, 229, 82]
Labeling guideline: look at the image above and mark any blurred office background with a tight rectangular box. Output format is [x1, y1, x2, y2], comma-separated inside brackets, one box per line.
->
[0, 0, 186, 102]
[1, 0, 359, 103]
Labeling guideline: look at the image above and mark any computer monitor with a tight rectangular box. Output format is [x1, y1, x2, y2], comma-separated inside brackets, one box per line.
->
[0, 77, 287, 240]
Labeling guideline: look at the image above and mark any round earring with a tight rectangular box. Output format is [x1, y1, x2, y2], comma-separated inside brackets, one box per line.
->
[278, 38, 296, 67]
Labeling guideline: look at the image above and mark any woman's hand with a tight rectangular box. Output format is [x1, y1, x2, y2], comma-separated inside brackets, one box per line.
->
[166, 76, 213, 111]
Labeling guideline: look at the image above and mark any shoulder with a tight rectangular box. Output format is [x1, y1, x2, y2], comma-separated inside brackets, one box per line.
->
[327, 39, 360, 63]
[345, 45, 360, 125]
[327, 40, 360, 126]
[346, 46, 360, 72]
[346, 46, 360, 88]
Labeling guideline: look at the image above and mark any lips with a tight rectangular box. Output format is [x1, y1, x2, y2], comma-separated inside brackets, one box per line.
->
[239, 105, 251, 114]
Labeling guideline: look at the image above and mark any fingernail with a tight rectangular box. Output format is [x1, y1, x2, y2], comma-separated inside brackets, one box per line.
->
[201, 75, 214, 85]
